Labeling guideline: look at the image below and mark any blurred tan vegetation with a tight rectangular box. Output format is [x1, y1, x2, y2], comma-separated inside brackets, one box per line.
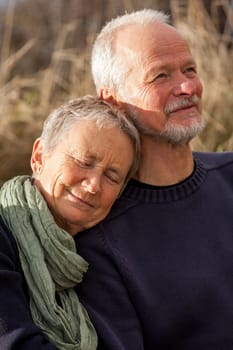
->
[0, 0, 232, 186]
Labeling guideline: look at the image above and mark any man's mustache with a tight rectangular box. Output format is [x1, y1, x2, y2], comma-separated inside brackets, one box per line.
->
[164, 95, 200, 116]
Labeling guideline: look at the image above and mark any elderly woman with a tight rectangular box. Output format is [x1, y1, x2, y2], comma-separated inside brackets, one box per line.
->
[0, 95, 140, 350]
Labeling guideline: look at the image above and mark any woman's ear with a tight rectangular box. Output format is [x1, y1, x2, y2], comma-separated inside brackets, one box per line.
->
[30, 137, 44, 175]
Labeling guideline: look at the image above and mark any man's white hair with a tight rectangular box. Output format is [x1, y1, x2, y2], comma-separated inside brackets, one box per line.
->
[91, 9, 170, 95]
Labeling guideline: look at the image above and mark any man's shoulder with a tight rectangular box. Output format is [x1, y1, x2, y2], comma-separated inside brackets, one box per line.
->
[194, 151, 233, 170]
[104, 195, 138, 222]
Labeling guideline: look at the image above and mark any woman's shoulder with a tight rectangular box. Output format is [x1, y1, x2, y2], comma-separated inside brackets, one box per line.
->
[0, 216, 21, 269]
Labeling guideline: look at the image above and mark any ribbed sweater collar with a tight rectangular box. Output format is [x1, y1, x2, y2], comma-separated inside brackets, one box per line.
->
[123, 155, 207, 203]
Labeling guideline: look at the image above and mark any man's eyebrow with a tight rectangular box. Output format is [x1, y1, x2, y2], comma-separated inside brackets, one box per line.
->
[183, 58, 197, 67]
[144, 59, 197, 82]
[143, 64, 167, 81]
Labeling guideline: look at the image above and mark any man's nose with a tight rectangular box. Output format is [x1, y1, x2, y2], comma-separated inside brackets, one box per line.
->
[173, 75, 197, 96]
[180, 80, 197, 94]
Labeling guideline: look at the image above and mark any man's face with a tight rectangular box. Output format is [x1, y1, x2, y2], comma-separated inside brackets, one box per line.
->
[115, 23, 204, 144]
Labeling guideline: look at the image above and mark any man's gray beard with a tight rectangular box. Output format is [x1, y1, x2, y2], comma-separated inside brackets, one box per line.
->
[128, 107, 205, 146]
[158, 118, 205, 145]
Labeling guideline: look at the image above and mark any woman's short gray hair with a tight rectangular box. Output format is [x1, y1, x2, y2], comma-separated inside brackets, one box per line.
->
[91, 9, 170, 94]
[40, 95, 141, 181]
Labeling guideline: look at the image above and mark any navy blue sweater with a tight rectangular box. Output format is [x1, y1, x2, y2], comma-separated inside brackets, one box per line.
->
[75, 152, 233, 350]
[0, 152, 233, 349]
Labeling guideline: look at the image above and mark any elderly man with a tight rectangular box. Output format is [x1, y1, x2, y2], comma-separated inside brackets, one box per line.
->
[76, 9, 233, 350]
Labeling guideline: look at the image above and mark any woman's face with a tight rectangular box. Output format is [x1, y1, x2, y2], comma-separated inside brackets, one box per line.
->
[31, 120, 135, 235]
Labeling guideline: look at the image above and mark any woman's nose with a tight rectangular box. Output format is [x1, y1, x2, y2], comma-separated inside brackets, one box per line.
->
[82, 174, 101, 194]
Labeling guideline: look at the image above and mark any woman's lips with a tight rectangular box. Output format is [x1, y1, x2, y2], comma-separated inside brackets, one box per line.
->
[67, 190, 95, 208]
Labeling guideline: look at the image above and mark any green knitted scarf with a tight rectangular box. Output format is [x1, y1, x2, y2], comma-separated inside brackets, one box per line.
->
[0, 175, 97, 350]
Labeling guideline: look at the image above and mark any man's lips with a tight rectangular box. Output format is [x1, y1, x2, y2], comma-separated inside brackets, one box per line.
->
[164, 95, 200, 116]
[170, 103, 196, 114]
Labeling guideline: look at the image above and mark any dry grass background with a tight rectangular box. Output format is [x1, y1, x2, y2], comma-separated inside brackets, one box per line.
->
[0, 0, 232, 186]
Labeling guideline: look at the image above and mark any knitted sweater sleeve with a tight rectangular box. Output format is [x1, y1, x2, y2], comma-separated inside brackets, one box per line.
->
[75, 224, 144, 350]
[0, 217, 58, 350]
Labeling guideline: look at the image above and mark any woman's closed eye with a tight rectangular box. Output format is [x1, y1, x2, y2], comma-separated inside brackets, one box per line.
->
[104, 170, 122, 185]
[78, 159, 93, 168]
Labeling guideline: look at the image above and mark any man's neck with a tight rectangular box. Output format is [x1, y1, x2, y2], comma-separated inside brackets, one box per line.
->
[136, 137, 194, 186]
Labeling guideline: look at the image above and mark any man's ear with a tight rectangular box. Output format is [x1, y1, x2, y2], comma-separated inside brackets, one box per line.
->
[100, 88, 119, 106]
[30, 137, 44, 175]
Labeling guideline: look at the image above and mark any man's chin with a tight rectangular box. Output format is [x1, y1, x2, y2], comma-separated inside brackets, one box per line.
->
[159, 118, 205, 145]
